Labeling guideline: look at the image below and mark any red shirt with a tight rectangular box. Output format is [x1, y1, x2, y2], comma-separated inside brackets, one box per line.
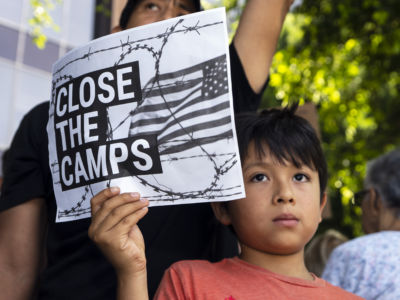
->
[155, 257, 364, 300]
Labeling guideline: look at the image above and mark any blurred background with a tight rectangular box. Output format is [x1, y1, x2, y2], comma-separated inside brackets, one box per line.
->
[0, 0, 399, 239]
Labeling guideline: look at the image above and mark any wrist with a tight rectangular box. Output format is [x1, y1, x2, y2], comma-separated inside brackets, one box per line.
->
[117, 269, 149, 300]
[115, 255, 147, 278]
[117, 265, 147, 282]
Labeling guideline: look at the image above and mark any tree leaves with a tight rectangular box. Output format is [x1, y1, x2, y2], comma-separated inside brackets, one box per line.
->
[264, 0, 400, 237]
[29, 0, 61, 49]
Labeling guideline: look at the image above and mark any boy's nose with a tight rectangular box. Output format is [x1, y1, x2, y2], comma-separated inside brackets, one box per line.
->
[274, 196, 295, 205]
[272, 184, 295, 205]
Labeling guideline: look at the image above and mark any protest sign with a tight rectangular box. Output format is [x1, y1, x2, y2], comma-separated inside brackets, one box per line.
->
[47, 8, 245, 222]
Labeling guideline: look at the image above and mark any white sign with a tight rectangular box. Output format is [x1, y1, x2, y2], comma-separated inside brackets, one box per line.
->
[47, 8, 245, 223]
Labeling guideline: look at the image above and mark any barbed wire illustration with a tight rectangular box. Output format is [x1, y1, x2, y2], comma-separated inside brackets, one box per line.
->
[52, 20, 223, 76]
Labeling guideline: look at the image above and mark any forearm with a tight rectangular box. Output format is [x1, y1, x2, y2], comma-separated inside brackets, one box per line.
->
[117, 270, 149, 300]
[0, 198, 46, 300]
[237, 0, 292, 45]
[0, 266, 38, 300]
[234, 0, 293, 93]
[89, 189, 150, 300]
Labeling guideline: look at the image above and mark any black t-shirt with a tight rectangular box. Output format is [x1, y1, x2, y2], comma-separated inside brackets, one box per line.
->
[0, 43, 268, 300]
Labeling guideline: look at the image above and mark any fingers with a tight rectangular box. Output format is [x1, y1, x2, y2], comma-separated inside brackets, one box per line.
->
[89, 187, 149, 240]
[90, 187, 120, 216]
[95, 196, 148, 234]
[89, 200, 149, 250]
[90, 190, 147, 228]
[91, 190, 138, 225]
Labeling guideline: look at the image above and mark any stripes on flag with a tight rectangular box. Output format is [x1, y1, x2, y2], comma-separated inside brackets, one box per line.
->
[128, 54, 233, 155]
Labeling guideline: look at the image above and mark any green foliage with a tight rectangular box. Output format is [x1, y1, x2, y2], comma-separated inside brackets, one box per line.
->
[96, 0, 111, 18]
[263, 0, 400, 237]
[29, 0, 62, 49]
[29, 0, 111, 49]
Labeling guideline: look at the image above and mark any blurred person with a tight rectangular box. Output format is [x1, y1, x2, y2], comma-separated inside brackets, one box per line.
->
[0, 1, 294, 299]
[322, 148, 400, 299]
[304, 229, 348, 277]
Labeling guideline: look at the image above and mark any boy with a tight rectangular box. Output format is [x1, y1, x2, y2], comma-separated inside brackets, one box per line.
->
[0, 1, 293, 299]
[89, 105, 363, 299]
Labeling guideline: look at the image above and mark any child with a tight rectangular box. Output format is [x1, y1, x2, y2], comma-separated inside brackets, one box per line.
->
[89, 104, 363, 299]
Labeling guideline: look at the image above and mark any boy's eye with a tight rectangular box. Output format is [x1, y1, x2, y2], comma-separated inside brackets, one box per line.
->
[293, 173, 308, 182]
[251, 173, 268, 182]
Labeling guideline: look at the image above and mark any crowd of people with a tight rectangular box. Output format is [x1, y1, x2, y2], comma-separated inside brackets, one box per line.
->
[0, 0, 399, 300]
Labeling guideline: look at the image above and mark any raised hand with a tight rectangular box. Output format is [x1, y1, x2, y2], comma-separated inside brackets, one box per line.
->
[88, 187, 149, 277]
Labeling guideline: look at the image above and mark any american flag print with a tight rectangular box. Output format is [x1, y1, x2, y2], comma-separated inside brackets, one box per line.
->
[128, 54, 233, 156]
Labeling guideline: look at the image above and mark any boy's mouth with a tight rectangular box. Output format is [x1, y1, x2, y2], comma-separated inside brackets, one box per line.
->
[273, 213, 299, 227]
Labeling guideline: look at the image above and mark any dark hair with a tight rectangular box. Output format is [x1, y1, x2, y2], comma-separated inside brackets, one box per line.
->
[119, 0, 202, 29]
[364, 149, 400, 214]
[235, 104, 328, 199]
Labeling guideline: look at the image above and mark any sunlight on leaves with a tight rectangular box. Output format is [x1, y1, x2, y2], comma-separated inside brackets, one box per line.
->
[29, 0, 61, 49]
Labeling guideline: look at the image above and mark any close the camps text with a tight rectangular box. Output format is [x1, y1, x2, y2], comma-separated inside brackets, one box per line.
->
[53, 61, 162, 191]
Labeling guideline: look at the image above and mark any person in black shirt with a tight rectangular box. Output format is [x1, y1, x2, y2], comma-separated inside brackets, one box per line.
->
[0, 1, 294, 299]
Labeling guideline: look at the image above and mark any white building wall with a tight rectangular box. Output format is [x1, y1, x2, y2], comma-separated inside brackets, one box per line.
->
[0, 0, 95, 150]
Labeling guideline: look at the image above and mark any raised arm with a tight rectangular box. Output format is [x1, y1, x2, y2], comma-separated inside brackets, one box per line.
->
[234, 0, 293, 93]
[88, 187, 150, 300]
[0, 198, 47, 300]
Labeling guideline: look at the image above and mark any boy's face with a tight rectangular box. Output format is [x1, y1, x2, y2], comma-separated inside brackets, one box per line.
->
[215, 142, 326, 256]
[125, 0, 197, 29]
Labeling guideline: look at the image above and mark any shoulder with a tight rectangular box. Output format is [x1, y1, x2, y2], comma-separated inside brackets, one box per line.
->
[332, 231, 400, 258]
[169, 259, 217, 274]
[322, 279, 364, 299]
[331, 233, 372, 255]
[158, 260, 217, 296]
[24, 101, 50, 121]
[323, 232, 400, 285]
[0, 101, 51, 210]
[6, 101, 50, 152]
[33, 101, 50, 113]
[363, 231, 400, 244]
[17, 101, 50, 137]
[355, 231, 400, 250]
[167, 258, 236, 279]
[7, 101, 50, 166]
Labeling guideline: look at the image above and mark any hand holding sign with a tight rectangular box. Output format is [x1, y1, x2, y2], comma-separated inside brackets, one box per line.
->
[88, 187, 149, 278]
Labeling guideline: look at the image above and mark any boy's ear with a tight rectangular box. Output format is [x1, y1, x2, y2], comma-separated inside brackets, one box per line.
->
[111, 25, 122, 33]
[210, 202, 232, 226]
[319, 192, 328, 222]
